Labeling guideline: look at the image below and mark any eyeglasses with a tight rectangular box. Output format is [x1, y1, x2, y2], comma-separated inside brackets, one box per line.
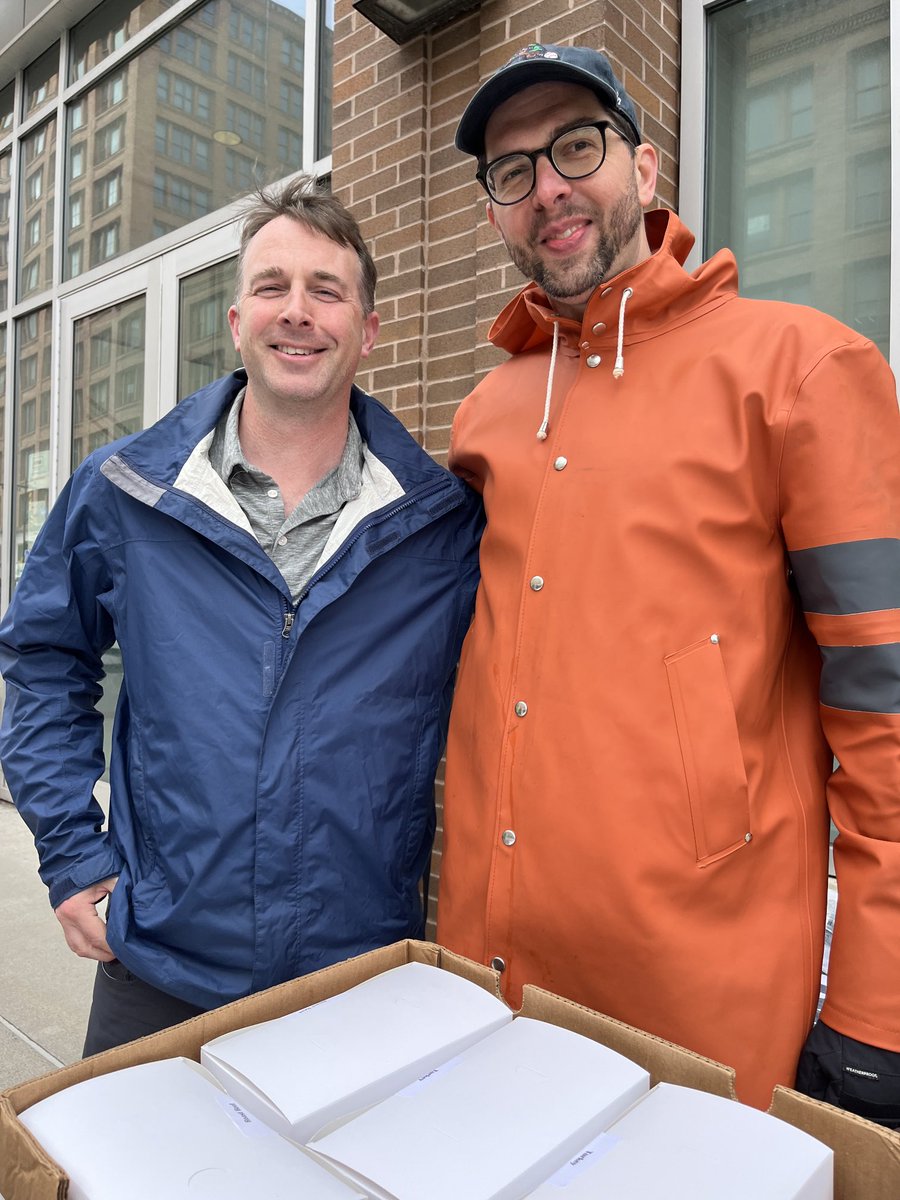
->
[477, 121, 632, 206]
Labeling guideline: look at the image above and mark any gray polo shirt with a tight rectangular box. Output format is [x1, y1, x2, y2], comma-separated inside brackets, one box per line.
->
[208, 388, 364, 601]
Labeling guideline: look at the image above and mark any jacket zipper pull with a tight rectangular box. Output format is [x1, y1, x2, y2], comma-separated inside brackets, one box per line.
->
[281, 610, 295, 638]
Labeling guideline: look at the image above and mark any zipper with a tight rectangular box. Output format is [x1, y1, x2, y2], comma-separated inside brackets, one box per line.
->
[281, 608, 295, 638]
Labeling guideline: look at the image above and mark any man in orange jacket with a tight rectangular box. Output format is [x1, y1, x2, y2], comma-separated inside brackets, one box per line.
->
[437, 42, 900, 1123]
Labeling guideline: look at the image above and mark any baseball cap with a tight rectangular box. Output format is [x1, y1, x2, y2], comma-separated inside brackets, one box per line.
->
[456, 43, 641, 157]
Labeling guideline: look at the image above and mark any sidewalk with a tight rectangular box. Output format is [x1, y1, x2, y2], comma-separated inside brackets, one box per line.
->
[0, 799, 94, 1090]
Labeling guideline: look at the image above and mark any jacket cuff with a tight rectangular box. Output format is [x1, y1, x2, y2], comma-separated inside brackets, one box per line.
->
[47, 849, 124, 909]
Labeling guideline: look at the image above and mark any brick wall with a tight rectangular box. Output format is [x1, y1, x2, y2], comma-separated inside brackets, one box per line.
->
[331, 0, 681, 933]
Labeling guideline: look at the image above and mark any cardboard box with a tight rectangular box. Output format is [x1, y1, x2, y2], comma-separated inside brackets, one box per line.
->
[309, 1016, 649, 1200]
[16, 1057, 368, 1200]
[200, 960, 512, 1142]
[526, 1081, 832, 1199]
[2, 940, 899, 1200]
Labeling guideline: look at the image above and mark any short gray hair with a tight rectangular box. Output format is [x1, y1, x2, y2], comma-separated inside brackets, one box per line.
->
[234, 176, 377, 313]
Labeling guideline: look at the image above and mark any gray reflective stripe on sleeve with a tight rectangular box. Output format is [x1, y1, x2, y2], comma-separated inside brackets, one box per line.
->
[100, 454, 165, 505]
[820, 644, 900, 714]
[790, 539, 900, 614]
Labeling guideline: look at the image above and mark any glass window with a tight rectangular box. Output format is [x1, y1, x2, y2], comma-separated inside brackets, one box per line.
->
[62, 0, 314, 284]
[0, 152, 8, 310]
[0, 84, 14, 136]
[93, 116, 125, 164]
[70, 0, 165, 82]
[318, 0, 334, 158]
[225, 148, 258, 192]
[278, 126, 302, 167]
[228, 53, 266, 100]
[178, 258, 241, 396]
[12, 307, 52, 586]
[230, 6, 267, 55]
[226, 100, 265, 149]
[90, 220, 120, 267]
[0, 324, 5, 579]
[96, 70, 127, 115]
[704, 0, 891, 359]
[279, 80, 303, 119]
[70, 141, 86, 179]
[18, 120, 56, 300]
[71, 295, 146, 472]
[851, 41, 890, 123]
[93, 169, 123, 215]
[69, 191, 84, 230]
[23, 45, 60, 118]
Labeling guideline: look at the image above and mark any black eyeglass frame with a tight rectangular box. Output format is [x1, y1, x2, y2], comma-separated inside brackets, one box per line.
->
[476, 120, 633, 206]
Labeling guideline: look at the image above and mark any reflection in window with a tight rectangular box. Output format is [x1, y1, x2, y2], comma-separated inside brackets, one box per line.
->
[278, 127, 302, 168]
[12, 307, 52, 586]
[852, 42, 890, 122]
[71, 295, 146, 472]
[318, 0, 334, 158]
[19, 121, 56, 300]
[62, 0, 314, 283]
[851, 152, 891, 229]
[94, 117, 125, 164]
[848, 257, 890, 348]
[90, 221, 120, 267]
[69, 0, 161, 82]
[747, 73, 812, 153]
[0, 325, 5, 577]
[0, 83, 13, 134]
[23, 45, 60, 117]
[178, 258, 241, 397]
[706, 0, 890, 358]
[0, 151, 9, 311]
[226, 100, 265, 149]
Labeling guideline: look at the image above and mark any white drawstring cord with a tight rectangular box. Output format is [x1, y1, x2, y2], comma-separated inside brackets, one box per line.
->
[537, 318, 560, 441]
[612, 287, 633, 380]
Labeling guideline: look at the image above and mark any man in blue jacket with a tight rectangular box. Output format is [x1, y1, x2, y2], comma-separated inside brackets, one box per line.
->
[0, 177, 483, 1055]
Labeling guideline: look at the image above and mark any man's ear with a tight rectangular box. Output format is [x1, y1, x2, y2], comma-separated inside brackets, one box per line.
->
[634, 143, 659, 208]
[359, 310, 379, 360]
[486, 199, 496, 230]
[227, 305, 241, 352]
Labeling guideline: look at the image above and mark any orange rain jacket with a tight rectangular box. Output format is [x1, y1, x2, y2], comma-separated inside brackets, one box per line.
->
[438, 209, 900, 1110]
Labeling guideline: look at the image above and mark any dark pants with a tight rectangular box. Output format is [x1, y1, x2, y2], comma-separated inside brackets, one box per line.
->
[82, 959, 207, 1057]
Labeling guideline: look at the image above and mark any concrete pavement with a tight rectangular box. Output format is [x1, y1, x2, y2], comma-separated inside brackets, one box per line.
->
[0, 798, 94, 1090]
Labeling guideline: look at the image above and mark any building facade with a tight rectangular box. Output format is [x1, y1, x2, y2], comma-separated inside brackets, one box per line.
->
[0, 0, 896, 918]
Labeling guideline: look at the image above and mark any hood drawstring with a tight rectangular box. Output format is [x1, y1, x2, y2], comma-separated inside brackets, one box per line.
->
[536, 318, 560, 441]
[536, 286, 633, 440]
[612, 287, 633, 380]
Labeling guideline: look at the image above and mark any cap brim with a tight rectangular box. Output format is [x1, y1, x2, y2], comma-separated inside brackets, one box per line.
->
[455, 61, 635, 156]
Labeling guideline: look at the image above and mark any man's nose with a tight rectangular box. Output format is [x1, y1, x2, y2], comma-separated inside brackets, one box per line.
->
[278, 286, 313, 324]
[531, 152, 573, 207]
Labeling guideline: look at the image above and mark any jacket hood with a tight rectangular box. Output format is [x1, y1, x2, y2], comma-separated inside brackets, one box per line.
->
[488, 209, 739, 355]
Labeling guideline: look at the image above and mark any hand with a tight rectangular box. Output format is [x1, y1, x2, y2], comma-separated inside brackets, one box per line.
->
[54, 876, 119, 962]
[796, 1019, 900, 1130]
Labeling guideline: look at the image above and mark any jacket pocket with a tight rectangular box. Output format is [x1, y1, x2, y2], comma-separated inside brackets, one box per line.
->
[664, 634, 751, 866]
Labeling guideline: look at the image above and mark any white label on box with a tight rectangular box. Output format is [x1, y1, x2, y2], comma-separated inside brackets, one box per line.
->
[396, 1054, 464, 1096]
[215, 1092, 274, 1140]
[543, 1132, 621, 1188]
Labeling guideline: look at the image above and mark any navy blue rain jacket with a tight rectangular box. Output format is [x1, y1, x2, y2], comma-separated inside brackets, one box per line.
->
[0, 372, 483, 1008]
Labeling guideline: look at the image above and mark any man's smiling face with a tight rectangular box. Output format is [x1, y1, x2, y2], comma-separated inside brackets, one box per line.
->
[483, 81, 657, 320]
[228, 215, 378, 417]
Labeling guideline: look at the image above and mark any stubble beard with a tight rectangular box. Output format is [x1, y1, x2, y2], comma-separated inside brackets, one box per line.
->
[503, 183, 643, 302]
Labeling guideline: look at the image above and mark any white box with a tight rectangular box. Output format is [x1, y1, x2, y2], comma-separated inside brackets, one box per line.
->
[310, 1015, 651, 1200]
[201, 961, 512, 1142]
[17, 1057, 370, 1200]
[526, 1082, 833, 1199]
